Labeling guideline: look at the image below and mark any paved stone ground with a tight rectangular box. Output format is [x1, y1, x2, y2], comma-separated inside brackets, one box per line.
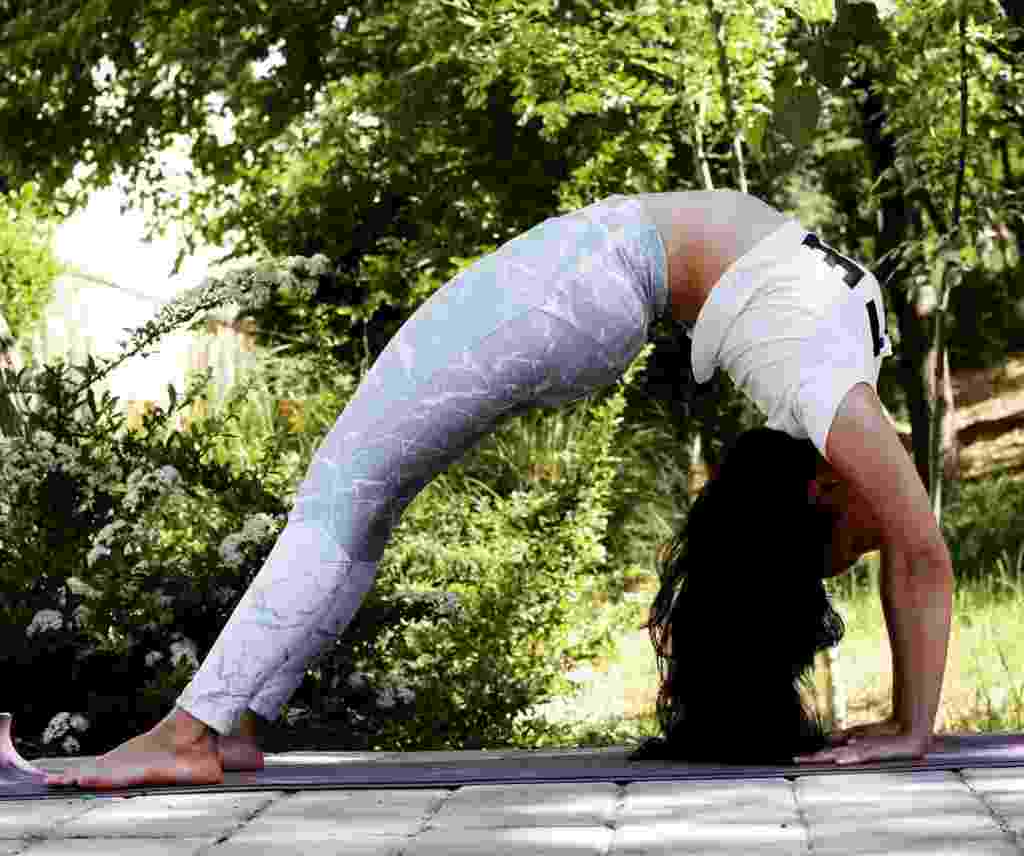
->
[3, 756, 1024, 854]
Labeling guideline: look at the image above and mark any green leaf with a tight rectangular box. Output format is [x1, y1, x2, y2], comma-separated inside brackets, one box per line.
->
[805, 38, 849, 89]
[746, 111, 770, 156]
[834, 0, 888, 45]
[772, 83, 822, 149]
[783, 0, 836, 23]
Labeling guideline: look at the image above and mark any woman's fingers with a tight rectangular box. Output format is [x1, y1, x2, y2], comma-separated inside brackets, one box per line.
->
[795, 734, 930, 765]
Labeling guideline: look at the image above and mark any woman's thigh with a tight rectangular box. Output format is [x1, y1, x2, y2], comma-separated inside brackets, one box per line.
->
[288, 198, 666, 560]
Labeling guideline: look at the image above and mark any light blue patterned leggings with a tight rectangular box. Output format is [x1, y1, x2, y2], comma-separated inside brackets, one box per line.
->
[177, 196, 669, 733]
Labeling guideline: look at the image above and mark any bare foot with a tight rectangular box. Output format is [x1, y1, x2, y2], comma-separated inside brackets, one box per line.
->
[219, 709, 267, 772]
[218, 736, 265, 772]
[45, 708, 223, 790]
[0, 713, 45, 779]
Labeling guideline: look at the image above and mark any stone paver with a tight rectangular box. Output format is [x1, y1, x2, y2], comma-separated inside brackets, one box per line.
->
[59, 792, 278, 839]
[6, 756, 1024, 854]
[212, 789, 449, 855]
[0, 800, 104, 840]
[620, 779, 798, 823]
[21, 840, 210, 855]
[406, 826, 614, 855]
[613, 820, 804, 856]
[797, 771, 1019, 855]
[613, 779, 805, 855]
[963, 766, 1024, 837]
[428, 783, 618, 829]
[212, 835, 404, 856]
[811, 840, 1020, 856]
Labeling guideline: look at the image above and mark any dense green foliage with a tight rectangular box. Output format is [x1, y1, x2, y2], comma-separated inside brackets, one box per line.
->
[943, 474, 1024, 583]
[1, 1, 1020, 389]
[0, 183, 62, 347]
[0, 183, 63, 437]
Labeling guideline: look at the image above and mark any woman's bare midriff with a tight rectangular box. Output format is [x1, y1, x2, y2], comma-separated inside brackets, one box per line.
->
[632, 190, 791, 326]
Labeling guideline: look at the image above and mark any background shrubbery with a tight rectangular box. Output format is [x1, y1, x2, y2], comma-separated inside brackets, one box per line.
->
[942, 475, 1024, 584]
[0, 185, 61, 346]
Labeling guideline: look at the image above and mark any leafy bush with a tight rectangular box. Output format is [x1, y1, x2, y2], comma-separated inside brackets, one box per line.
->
[0, 183, 62, 346]
[943, 475, 1024, 582]
[0, 357, 295, 756]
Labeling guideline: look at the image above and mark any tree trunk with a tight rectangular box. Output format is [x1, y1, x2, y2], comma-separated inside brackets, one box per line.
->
[705, 0, 748, 193]
[855, 77, 959, 488]
[685, 81, 716, 498]
[690, 95, 715, 192]
[815, 645, 846, 731]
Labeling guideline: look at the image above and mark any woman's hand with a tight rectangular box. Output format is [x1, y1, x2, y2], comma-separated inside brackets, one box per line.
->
[794, 719, 932, 765]
[827, 717, 904, 743]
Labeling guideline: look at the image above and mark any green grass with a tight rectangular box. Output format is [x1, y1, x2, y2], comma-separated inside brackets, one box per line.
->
[529, 552, 1024, 746]
[830, 550, 1024, 734]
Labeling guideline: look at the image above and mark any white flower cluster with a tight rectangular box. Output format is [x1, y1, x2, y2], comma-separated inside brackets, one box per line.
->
[84, 466, 185, 569]
[42, 712, 90, 752]
[169, 636, 200, 669]
[218, 534, 245, 568]
[0, 427, 124, 525]
[375, 685, 416, 709]
[86, 518, 128, 568]
[182, 253, 330, 321]
[344, 672, 415, 709]
[85, 542, 111, 568]
[123, 464, 182, 512]
[26, 609, 63, 638]
[218, 512, 281, 568]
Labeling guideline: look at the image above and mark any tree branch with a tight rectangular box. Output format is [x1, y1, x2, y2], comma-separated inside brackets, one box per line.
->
[705, 0, 747, 193]
[952, 5, 969, 231]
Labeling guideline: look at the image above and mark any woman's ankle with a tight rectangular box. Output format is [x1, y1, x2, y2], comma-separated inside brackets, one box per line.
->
[235, 709, 270, 742]
[154, 707, 214, 746]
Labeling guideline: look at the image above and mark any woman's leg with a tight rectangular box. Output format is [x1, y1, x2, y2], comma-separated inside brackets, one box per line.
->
[50, 196, 667, 788]
[178, 198, 666, 735]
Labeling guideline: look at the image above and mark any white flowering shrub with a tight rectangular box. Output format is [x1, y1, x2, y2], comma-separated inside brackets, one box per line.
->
[0, 255, 335, 755]
[40, 712, 91, 756]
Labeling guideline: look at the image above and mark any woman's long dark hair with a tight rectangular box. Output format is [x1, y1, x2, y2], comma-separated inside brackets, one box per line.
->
[631, 427, 845, 764]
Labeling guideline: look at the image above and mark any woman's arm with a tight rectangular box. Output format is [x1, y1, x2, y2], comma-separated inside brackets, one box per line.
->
[797, 383, 953, 764]
[880, 545, 905, 726]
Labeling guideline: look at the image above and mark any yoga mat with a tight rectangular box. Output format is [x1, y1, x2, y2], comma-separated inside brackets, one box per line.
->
[4, 730, 1024, 801]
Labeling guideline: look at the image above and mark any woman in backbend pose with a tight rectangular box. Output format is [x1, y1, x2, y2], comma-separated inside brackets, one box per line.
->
[45, 190, 953, 788]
